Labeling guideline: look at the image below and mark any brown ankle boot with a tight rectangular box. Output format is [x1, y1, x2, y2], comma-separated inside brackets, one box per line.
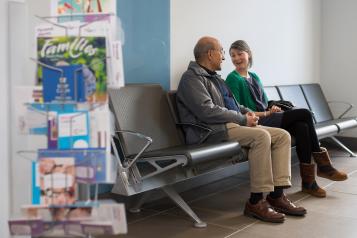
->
[312, 147, 348, 181]
[300, 163, 326, 197]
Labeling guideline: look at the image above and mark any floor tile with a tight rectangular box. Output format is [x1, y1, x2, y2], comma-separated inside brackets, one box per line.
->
[326, 173, 357, 195]
[126, 208, 161, 224]
[297, 191, 357, 219]
[167, 185, 254, 229]
[188, 184, 251, 214]
[180, 176, 247, 202]
[141, 196, 179, 212]
[97, 147, 357, 238]
[329, 158, 357, 173]
[142, 176, 246, 212]
[116, 213, 235, 238]
[229, 210, 357, 238]
[348, 170, 357, 178]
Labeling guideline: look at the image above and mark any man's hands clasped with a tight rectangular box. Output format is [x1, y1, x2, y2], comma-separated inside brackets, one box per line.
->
[246, 112, 259, 127]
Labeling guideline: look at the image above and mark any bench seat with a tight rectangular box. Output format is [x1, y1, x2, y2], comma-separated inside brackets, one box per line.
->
[315, 122, 339, 138]
[141, 141, 241, 166]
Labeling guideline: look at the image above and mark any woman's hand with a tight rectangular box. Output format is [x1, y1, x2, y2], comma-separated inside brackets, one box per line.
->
[269, 105, 282, 113]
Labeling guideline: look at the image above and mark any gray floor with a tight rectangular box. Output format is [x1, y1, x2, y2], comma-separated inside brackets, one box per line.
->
[106, 147, 357, 238]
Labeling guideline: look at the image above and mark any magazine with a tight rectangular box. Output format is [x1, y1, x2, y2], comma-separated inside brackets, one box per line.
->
[37, 36, 108, 103]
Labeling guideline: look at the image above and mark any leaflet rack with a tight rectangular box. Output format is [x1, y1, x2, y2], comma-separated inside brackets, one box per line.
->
[9, 84, 126, 237]
[8, 6, 127, 237]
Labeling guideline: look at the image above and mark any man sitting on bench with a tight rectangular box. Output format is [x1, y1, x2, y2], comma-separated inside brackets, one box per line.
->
[176, 36, 306, 223]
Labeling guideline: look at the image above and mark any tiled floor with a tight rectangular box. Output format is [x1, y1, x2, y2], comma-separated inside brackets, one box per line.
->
[105, 147, 357, 238]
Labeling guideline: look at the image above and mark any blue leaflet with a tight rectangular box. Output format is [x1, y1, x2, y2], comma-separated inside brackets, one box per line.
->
[42, 64, 86, 103]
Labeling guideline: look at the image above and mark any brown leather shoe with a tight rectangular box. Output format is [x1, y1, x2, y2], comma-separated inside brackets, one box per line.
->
[266, 194, 307, 216]
[300, 163, 326, 198]
[244, 199, 285, 223]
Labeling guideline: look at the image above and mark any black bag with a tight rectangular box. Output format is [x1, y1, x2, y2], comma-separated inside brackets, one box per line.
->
[267, 100, 295, 111]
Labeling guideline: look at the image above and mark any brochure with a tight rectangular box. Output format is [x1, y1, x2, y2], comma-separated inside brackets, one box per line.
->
[12, 201, 127, 236]
[51, 0, 117, 17]
[38, 155, 76, 205]
[37, 36, 108, 103]
[57, 111, 90, 149]
[8, 218, 44, 236]
[38, 148, 109, 183]
[42, 64, 86, 103]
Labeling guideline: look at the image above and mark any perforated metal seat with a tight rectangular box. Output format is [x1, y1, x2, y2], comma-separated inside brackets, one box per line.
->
[264, 86, 281, 101]
[301, 84, 357, 132]
[277, 85, 310, 109]
[276, 84, 340, 139]
[275, 84, 356, 156]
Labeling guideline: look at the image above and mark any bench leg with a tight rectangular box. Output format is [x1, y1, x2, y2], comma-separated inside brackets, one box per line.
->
[330, 136, 357, 157]
[162, 186, 207, 228]
[129, 192, 152, 213]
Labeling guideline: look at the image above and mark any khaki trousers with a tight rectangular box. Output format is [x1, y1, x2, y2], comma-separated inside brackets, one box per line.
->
[227, 123, 291, 193]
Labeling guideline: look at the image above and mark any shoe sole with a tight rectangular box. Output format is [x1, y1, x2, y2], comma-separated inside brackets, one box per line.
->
[317, 173, 348, 181]
[271, 206, 307, 216]
[244, 209, 285, 223]
[301, 188, 326, 198]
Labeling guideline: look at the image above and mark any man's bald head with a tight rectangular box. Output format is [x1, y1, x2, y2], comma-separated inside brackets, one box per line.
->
[193, 36, 219, 62]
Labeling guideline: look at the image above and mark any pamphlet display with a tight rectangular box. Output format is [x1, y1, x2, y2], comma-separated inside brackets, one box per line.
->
[9, 1, 127, 236]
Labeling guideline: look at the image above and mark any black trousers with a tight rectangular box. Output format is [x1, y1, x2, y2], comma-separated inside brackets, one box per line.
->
[280, 108, 321, 163]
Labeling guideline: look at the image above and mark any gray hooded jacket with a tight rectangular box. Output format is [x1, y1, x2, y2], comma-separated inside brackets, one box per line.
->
[176, 61, 251, 144]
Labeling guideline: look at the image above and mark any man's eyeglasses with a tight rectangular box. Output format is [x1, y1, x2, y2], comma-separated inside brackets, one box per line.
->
[211, 48, 225, 55]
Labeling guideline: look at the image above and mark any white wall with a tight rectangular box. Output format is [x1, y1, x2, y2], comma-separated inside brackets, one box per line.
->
[8, 0, 50, 216]
[0, 0, 10, 236]
[171, 0, 321, 89]
[321, 0, 357, 137]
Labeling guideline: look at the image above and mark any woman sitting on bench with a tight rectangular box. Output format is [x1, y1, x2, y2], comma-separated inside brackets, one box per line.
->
[225, 40, 348, 198]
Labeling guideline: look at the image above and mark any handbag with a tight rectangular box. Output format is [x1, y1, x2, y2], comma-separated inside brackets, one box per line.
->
[267, 100, 295, 111]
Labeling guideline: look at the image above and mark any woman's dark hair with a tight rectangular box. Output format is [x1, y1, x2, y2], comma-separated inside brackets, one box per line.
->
[229, 40, 253, 68]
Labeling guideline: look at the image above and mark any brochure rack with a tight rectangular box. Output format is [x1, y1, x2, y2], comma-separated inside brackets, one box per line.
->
[8, 4, 127, 236]
[9, 78, 126, 237]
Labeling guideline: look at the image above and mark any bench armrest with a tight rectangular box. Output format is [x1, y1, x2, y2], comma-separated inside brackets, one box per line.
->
[113, 130, 153, 169]
[327, 101, 354, 119]
[176, 122, 212, 144]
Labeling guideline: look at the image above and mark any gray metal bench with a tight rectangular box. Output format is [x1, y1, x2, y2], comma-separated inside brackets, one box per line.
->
[108, 83, 355, 228]
[108, 84, 245, 227]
